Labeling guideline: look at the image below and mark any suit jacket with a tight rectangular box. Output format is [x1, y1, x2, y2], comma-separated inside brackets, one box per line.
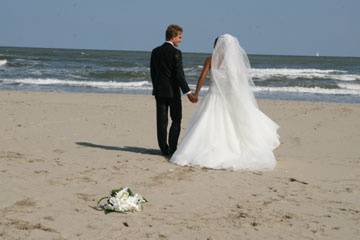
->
[150, 42, 190, 98]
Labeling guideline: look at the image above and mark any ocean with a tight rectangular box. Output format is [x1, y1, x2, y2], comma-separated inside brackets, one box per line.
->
[1, 46, 360, 103]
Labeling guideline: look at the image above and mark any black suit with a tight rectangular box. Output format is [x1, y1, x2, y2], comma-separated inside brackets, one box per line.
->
[150, 42, 190, 156]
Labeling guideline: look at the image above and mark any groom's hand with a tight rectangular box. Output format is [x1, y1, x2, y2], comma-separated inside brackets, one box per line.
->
[187, 93, 198, 103]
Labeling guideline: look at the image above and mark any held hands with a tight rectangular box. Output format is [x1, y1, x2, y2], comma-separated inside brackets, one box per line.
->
[187, 92, 198, 103]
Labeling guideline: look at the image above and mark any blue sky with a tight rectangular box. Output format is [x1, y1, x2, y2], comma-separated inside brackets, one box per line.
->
[1, 0, 359, 56]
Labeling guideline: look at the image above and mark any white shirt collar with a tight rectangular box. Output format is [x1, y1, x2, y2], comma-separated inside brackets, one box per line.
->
[165, 41, 175, 47]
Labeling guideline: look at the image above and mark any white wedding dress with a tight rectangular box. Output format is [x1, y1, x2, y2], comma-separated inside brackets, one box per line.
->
[170, 34, 280, 171]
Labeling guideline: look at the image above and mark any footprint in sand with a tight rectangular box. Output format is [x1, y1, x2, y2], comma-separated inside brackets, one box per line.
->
[14, 198, 37, 208]
[27, 158, 45, 163]
[1, 198, 37, 216]
[4, 218, 58, 233]
[54, 157, 64, 166]
[53, 149, 65, 154]
[0, 151, 26, 163]
[34, 170, 49, 174]
[313, 122, 322, 130]
[65, 175, 98, 184]
[0, 151, 25, 159]
[43, 216, 55, 221]
[149, 167, 195, 186]
[76, 193, 97, 202]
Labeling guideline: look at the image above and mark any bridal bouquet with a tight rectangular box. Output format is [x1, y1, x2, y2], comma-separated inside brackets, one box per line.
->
[97, 187, 147, 213]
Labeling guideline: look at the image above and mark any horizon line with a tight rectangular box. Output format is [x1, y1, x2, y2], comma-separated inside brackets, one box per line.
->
[0, 45, 359, 58]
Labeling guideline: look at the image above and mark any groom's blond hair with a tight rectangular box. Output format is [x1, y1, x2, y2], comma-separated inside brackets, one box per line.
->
[166, 24, 183, 41]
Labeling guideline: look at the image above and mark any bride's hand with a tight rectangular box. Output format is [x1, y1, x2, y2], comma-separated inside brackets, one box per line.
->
[187, 92, 195, 103]
[193, 94, 199, 103]
[187, 93, 198, 103]
[194, 93, 199, 102]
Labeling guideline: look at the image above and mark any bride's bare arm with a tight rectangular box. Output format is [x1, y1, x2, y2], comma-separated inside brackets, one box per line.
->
[194, 56, 211, 97]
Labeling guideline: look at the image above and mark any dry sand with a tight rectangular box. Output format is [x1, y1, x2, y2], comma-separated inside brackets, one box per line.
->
[0, 90, 359, 240]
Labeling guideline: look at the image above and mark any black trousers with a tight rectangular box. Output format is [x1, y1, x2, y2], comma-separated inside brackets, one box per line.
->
[155, 96, 182, 156]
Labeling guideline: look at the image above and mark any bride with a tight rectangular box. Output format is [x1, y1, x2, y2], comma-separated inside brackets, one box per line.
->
[170, 34, 280, 171]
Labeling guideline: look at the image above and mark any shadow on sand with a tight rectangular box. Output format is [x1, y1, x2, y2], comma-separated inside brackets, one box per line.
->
[76, 142, 162, 156]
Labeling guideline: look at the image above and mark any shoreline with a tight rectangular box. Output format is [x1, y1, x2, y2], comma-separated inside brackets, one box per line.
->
[1, 88, 360, 105]
[1, 90, 359, 239]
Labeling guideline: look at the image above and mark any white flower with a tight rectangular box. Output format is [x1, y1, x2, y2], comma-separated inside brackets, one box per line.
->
[116, 188, 130, 201]
[98, 187, 147, 213]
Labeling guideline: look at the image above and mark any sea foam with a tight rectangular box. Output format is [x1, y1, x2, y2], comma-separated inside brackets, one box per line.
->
[337, 83, 360, 91]
[253, 86, 360, 95]
[250, 68, 359, 81]
[0, 78, 151, 89]
[0, 59, 7, 66]
[1, 77, 360, 97]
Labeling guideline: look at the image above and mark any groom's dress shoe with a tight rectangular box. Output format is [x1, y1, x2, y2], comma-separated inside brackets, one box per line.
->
[161, 148, 170, 157]
[168, 148, 176, 157]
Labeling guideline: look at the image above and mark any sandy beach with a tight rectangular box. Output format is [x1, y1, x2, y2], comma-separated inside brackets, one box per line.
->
[0, 90, 359, 240]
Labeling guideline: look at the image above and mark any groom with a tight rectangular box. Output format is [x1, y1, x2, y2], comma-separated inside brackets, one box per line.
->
[150, 24, 197, 157]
